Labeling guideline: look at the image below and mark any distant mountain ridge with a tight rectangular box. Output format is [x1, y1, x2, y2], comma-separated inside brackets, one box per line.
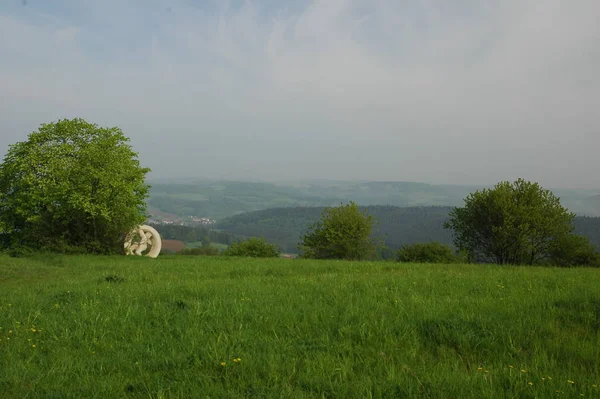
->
[581, 194, 600, 216]
[147, 180, 600, 220]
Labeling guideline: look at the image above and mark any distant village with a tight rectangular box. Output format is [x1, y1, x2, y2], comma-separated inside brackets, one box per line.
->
[146, 215, 216, 227]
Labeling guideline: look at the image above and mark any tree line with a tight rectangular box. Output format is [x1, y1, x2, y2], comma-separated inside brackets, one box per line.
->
[214, 205, 600, 257]
[290, 179, 600, 266]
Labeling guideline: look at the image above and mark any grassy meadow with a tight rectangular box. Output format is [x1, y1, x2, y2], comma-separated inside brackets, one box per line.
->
[0, 255, 599, 398]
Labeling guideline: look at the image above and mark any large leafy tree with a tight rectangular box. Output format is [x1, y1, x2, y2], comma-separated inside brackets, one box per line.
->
[444, 178, 579, 265]
[299, 201, 378, 260]
[0, 118, 150, 253]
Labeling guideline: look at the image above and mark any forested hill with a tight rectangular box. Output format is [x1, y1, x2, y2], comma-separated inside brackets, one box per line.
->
[215, 206, 600, 254]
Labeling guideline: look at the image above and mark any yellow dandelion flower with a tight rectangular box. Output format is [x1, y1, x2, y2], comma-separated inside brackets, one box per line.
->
[485, 370, 489, 374]
[509, 365, 514, 368]
[521, 370, 527, 373]
[233, 358, 241, 363]
[32, 344, 36, 348]
[8, 330, 12, 334]
[542, 378, 546, 381]
[220, 362, 226, 367]
[31, 328, 36, 333]
[477, 367, 483, 371]
[568, 380, 575, 384]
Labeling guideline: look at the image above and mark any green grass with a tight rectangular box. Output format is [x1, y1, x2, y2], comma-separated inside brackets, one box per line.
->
[1, 255, 599, 398]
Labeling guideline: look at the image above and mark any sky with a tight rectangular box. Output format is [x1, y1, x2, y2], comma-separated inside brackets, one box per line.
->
[0, 0, 599, 188]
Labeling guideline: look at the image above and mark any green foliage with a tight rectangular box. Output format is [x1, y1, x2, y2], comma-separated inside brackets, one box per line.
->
[218, 205, 455, 254]
[179, 246, 221, 256]
[376, 245, 397, 261]
[397, 242, 463, 264]
[1, 255, 600, 397]
[0, 232, 10, 250]
[216, 205, 600, 255]
[222, 237, 280, 258]
[0, 118, 150, 253]
[444, 178, 577, 265]
[6, 245, 36, 258]
[299, 201, 379, 260]
[547, 234, 600, 267]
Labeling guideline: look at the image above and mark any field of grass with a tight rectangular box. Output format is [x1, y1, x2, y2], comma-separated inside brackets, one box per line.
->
[1, 255, 599, 398]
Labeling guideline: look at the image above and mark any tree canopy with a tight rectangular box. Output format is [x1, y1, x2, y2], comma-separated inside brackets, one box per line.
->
[298, 201, 378, 260]
[0, 118, 150, 253]
[443, 178, 593, 265]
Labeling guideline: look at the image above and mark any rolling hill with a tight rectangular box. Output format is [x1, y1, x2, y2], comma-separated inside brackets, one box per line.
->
[147, 179, 600, 221]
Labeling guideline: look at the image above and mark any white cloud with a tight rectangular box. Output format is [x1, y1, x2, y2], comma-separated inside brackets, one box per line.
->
[0, 0, 599, 188]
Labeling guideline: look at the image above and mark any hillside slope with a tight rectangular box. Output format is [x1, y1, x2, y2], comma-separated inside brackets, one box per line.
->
[147, 180, 600, 221]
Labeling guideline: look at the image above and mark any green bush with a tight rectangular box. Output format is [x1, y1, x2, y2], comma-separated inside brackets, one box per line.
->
[179, 246, 221, 256]
[7, 246, 36, 258]
[548, 234, 600, 267]
[397, 242, 462, 264]
[299, 201, 379, 260]
[444, 178, 576, 265]
[222, 237, 279, 258]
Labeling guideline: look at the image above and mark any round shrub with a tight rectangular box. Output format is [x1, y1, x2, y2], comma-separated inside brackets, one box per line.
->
[222, 237, 280, 258]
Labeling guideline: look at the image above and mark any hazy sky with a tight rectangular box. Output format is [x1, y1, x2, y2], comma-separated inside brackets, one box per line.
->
[1, 0, 599, 188]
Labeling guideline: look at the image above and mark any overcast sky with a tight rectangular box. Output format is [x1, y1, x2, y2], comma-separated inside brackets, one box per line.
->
[1, 0, 598, 188]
